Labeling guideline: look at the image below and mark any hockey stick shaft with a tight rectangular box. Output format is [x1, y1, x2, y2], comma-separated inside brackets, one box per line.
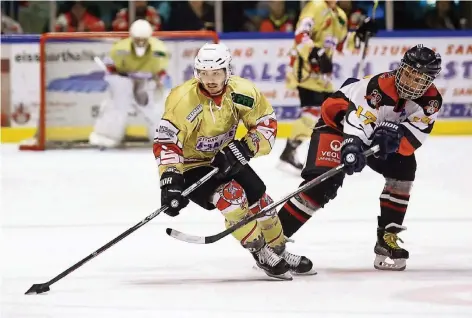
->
[25, 167, 218, 295]
[167, 145, 380, 244]
[356, 0, 379, 78]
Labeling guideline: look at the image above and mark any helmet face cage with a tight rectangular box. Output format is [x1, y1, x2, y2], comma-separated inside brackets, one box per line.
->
[395, 62, 435, 100]
[395, 45, 441, 100]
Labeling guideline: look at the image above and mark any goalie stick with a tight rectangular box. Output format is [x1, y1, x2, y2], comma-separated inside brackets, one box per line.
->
[25, 167, 219, 295]
[166, 145, 380, 244]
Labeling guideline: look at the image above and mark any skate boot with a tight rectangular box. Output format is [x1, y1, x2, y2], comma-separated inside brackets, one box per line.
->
[374, 223, 409, 271]
[279, 140, 303, 170]
[252, 244, 292, 280]
[276, 245, 317, 275]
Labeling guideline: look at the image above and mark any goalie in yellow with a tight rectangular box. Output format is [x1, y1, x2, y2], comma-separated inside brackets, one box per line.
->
[153, 43, 316, 280]
[279, 0, 377, 170]
[89, 19, 169, 148]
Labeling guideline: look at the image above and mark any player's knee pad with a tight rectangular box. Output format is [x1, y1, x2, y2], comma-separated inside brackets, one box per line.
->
[212, 181, 263, 246]
[212, 180, 249, 222]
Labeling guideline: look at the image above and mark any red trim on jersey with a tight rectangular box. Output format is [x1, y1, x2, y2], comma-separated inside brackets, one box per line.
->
[398, 137, 415, 156]
[321, 97, 349, 131]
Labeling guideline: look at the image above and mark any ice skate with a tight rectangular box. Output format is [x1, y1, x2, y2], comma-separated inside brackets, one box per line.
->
[252, 245, 292, 280]
[374, 223, 409, 271]
[278, 246, 317, 275]
[279, 140, 303, 171]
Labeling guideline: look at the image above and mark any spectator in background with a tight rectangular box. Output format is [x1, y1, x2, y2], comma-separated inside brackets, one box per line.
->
[166, 1, 215, 31]
[54, 1, 105, 32]
[259, 1, 294, 32]
[425, 0, 462, 30]
[112, 1, 161, 31]
[1, 10, 23, 34]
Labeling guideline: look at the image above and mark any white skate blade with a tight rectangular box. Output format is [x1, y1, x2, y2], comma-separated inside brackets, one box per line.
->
[291, 268, 318, 276]
[374, 254, 407, 271]
[252, 265, 293, 281]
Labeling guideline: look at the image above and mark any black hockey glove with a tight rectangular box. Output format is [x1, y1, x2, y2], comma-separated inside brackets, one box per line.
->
[308, 47, 333, 74]
[211, 140, 254, 179]
[372, 121, 404, 160]
[341, 136, 367, 175]
[160, 172, 189, 217]
[355, 17, 378, 42]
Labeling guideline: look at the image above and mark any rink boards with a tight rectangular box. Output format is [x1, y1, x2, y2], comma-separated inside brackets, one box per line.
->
[1, 31, 471, 143]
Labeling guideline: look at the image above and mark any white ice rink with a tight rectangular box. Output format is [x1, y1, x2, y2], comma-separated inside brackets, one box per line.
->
[1, 137, 472, 318]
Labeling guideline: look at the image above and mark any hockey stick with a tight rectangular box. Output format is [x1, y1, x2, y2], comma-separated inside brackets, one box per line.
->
[25, 167, 219, 295]
[166, 145, 380, 244]
[356, 0, 379, 78]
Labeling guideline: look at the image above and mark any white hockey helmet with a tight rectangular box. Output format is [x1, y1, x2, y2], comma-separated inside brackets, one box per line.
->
[129, 19, 153, 57]
[194, 43, 232, 83]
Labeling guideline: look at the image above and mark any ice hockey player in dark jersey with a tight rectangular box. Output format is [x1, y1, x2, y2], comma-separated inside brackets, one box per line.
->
[276, 45, 442, 271]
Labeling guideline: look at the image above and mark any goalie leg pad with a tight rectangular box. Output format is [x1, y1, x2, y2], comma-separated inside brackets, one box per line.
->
[134, 80, 165, 141]
[89, 99, 129, 147]
[89, 75, 135, 147]
[211, 180, 263, 247]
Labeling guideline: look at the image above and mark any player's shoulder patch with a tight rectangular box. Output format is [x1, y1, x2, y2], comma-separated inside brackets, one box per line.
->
[231, 92, 254, 108]
[186, 104, 203, 122]
[153, 50, 166, 57]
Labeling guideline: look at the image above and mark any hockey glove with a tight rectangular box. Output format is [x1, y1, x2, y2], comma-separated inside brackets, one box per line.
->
[372, 121, 404, 160]
[160, 172, 189, 217]
[355, 17, 378, 43]
[211, 140, 254, 179]
[308, 47, 333, 74]
[341, 136, 367, 175]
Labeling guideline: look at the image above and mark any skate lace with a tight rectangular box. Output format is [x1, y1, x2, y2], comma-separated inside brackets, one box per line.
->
[282, 250, 301, 267]
[258, 247, 281, 267]
[384, 233, 404, 250]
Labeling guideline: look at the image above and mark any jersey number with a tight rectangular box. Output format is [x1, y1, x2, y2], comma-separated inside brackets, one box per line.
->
[355, 106, 377, 125]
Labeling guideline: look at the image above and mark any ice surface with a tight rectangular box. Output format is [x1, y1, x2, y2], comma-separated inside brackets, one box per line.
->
[1, 137, 472, 318]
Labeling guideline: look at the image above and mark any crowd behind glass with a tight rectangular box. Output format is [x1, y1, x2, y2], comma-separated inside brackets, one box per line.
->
[1, 1, 471, 35]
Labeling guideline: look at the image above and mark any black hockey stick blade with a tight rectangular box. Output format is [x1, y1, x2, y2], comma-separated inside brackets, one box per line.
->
[25, 283, 50, 295]
[24, 168, 218, 295]
[166, 145, 380, 244]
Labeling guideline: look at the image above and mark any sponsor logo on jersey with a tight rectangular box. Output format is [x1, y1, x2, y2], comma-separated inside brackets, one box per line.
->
[231, 92, 254, 108]
[186, 104, 203, 122]
[195, 125, 237, 152]
[316, 133, 343, 167]
[330, 139, 342, 151]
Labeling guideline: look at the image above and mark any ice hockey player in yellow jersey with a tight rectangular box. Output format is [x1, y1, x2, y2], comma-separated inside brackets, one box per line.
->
[280, 0, 377, 170]
[153, 43, 316, 280]
[89, 19, 169, 149]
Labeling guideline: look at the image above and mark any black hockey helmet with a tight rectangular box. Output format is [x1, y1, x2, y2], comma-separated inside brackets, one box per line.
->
[395, 44, 442, 100]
